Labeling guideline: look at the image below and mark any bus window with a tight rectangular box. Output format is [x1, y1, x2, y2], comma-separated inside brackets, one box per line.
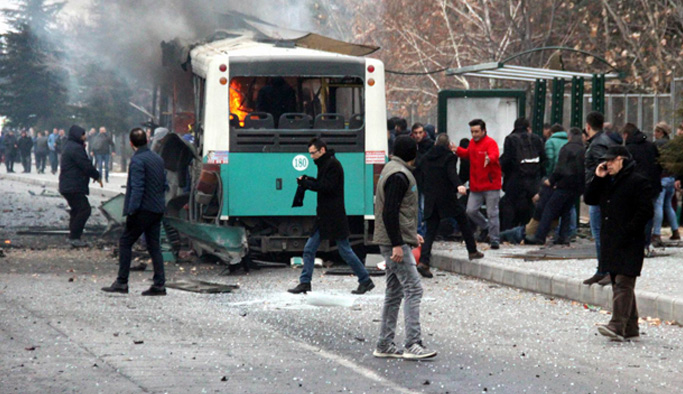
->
[229, 76, 364, 130]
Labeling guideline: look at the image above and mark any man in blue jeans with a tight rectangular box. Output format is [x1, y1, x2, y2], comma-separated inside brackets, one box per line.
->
[288, 138, 374, 295]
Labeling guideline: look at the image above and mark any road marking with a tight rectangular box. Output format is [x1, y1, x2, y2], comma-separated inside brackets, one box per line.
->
[296, 340, 421, 394]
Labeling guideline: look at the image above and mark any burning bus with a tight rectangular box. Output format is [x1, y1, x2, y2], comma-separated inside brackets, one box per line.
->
[156, 14, 388, 265]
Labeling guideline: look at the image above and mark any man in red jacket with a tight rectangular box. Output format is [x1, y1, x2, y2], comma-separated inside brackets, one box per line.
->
[456, 119, 503, 249]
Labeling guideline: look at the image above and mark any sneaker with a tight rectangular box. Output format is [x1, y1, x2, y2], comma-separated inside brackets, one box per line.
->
[70, 239, 88, 248]
[468, 251, 484, 260]
[597, 275, 612, 286]
[101, 281, 129, 294]
[490, 241, 500, 250]
[141, 286, 167, 296]
[651, 234, 664, 247]
[373, 343, 403, 358]
[582, 273, 606, 285]
[416, 263, 433, 278]
[352, 279, 375, 295]
[597, 325, 624, 342]
[287, 282, 311, 294]
[403, 341, 437, 360]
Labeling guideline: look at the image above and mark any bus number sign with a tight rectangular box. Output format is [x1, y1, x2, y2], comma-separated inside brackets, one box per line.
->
[292, 155, 309, 171]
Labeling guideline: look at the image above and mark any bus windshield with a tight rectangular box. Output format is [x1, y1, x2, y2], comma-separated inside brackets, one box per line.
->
[229, 76, 364, 130]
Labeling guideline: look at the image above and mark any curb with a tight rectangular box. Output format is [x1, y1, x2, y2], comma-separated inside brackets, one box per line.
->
[431, 251, 683, 323]
[0, 173, 122, 199]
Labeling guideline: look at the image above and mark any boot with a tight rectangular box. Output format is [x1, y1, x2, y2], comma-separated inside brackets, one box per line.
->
[651, 234, 664, 247]
[416, 263, 433, 278]
[670, 229, 680, 241]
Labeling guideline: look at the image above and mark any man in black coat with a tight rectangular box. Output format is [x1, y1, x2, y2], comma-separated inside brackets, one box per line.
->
[499, 118, 547, 231]
[17, 130, 33, 173]
[415, 134, 483, 278]
[584, 146, 653, 342]
[58, 125, 102, 247]
[3, 130, 17, 173]
[288, 138, 374, 295]
[102, 128, 168, 296]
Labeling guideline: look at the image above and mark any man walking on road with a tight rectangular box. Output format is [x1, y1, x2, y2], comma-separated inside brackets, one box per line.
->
[17, 130, 33, 173]
[47, 128, 59, 174]
[372, 135, 437, 360]
[415, 133, 483, 278]
[456, 119, 502, 249]
[58, 125, 102, 248]
[288, 138, 375, 295]
[92, 126, 116, 183]
[584, 146, 653, 342]
[3, 130, 17, 173]
[102, 128, 167, 296]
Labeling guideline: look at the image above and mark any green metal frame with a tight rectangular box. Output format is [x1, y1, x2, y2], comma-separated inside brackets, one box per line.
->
[592, 74, 605, 113]
[551, 78, 565, 125]
[570, 77, 585, 128]
[437, 90, 526, 136]
[532, 79, 547, 136]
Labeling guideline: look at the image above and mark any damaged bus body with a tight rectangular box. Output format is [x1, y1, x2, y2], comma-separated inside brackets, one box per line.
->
[160, 25, 387, 265]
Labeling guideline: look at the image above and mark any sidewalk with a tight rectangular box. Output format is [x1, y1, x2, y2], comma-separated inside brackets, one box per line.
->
[0, 165, 127, 199]
[431, 238, 683, 323]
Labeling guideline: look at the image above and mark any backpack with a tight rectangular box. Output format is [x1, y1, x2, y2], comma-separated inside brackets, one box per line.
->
[512, 132, 541, 177]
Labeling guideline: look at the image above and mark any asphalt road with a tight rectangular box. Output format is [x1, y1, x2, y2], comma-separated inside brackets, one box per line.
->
[1, 178, 682, 393]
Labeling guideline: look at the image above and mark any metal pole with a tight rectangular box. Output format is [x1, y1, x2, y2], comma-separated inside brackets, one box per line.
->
[551, 78, 565, 125]
[591, 74, 605, 114]
[532, 79, 547, 136]
[570, 76, 584, 128]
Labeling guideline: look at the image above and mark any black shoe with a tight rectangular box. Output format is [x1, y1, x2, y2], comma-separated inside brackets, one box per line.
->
[476, 229, 489, 243]
[70, 239, 88, 248]
[597, 275, 612, 286]
[524, 237, 544, 245]
[288, 282, 311, 294]
[101, 281, 129, 294]
[468, 251, 484, 260]
[582, 273, 606, 285]
[352, 279, 375, 295]
[130, 263, 147, 271]
[490, 241, 500, 250]
[141, 286, 167, 296]
[416, 263, 433, 278]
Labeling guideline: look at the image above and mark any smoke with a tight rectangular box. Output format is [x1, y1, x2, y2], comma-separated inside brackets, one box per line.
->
[57, 0, 318, 102]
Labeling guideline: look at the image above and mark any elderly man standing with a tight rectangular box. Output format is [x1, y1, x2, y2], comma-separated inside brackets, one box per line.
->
[584, 146, 653, 342]
[58, 125, 102, 248]
[102, 128, 167, 296]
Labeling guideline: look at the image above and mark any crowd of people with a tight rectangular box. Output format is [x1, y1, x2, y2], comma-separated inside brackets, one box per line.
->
[0, 126, 118, 177]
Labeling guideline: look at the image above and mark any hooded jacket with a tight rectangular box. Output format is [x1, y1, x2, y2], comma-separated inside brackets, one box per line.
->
[415, 145, 463, 219]
[548, 140, 585, 192]
[625, 130, 662, 197]
[544, 131, 568, 175]
[500, 128, 547, 194]
[299, 149, 350, 240]
[58, 126, 100, 194]
[584, 160, 654, 276]
[456, 134, 502, 192]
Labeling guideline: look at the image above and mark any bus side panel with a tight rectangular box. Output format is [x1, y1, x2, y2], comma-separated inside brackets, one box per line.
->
[224, 152, 365, 217]
[365, 164, 374, 216]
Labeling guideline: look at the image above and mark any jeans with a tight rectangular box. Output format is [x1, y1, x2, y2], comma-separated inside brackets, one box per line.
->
[466, 190, 500, 242]
[417, 193, 426, 236]
[49, 150, 58, 173]
[96, 153, 110, 182]
[299, 230, 370, 285]
[654, 177, 679, 235]
[555, 205, 577, 239]
[4, 151, 15, 172]
[61, 193, 91, 240]
[589, 205, 604, 273]
[117, 211, 165, 287]
[377, 244, 424, 349]
[534, 189, 579, 242]
[643, 197, 658, 247]
[421, 205, 477, 265]
[35, 152, 47, 173]
[21, 153, 31, 172]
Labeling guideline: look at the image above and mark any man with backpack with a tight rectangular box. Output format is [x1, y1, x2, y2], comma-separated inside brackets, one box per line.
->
[500, 118, 547, 231]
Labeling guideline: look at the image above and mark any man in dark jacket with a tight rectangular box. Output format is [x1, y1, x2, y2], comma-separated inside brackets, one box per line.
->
[3, 130, 17, 173]
[411, 122, 434, 236]
[500, 118, 547, 231]
[582, 111, 618, 286]
[102, 128, 167, 296]
[585, 146, 653, 341]
[17, 130, 33, 173]
[415, 134, 483, 278]
[526, 127, 585, 245]
[34, 131, 49, 173]
[58, 125, 102, 247]
[92, 127, 116, 183]
[288, 138, 374, 295]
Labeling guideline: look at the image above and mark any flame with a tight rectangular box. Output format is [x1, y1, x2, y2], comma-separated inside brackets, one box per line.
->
[229, 79, 252, 127]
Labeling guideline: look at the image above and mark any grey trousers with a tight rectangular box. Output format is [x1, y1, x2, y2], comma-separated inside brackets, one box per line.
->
[377, 244, 424, 349]
[466, 190, 501, 242]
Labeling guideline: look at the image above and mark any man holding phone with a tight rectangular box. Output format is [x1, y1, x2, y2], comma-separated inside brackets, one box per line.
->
[584, 146, 653, 341]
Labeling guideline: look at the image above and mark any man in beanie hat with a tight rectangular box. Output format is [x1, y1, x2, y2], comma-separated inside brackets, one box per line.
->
[58, 125, 103, 248]
[372, 135, 436, 360]
[584, 145, 653, 341]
